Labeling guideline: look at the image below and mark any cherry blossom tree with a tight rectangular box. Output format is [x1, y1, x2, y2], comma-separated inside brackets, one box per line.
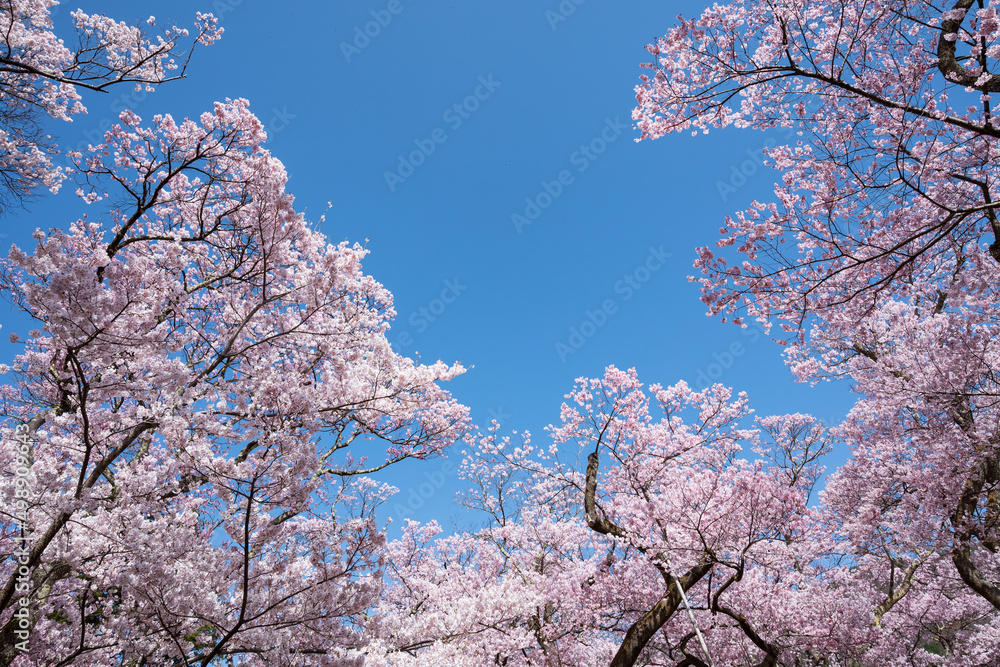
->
[633, 0, 1000, 329]
[374, 367, 867, 667]
[631, 0, 1000, 662]
[4, 1, 997, 665]
[0, 0, 221, 214]
[373, 2, 1000, 661]
[377, 366, 999, 665]
[0, 99, 470, 665]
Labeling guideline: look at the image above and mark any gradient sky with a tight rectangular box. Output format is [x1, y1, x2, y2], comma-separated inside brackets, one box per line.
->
[0, 0, 859, 536]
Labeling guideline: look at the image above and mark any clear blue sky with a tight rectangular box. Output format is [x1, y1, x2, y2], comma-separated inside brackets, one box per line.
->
[1, 0, 857, 536]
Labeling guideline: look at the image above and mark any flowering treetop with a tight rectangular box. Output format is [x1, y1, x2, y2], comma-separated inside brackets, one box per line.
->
[0, 99, 470, 664]
[0, 0, 221, 212]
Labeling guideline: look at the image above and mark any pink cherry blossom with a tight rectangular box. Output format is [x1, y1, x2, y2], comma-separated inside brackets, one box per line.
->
[0, 100, 470, 665]
[629, 0, 1000, 662]
[0, 1, 221, 213]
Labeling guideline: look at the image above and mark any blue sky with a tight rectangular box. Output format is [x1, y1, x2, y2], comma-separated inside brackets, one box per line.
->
[0, 0, 858, 536]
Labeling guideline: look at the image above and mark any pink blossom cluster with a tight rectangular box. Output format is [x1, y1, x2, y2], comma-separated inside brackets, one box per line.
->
[0, 95, 470, 664]
[1, 0, 999, 664]
[0, 1, 221, 211]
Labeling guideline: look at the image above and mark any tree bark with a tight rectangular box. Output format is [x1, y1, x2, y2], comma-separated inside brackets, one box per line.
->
[610, 559, 713, 667]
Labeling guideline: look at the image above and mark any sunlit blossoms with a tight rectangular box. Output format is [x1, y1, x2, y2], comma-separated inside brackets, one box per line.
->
[2, 0, 999, 665]
[0, 97, 470, 664]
